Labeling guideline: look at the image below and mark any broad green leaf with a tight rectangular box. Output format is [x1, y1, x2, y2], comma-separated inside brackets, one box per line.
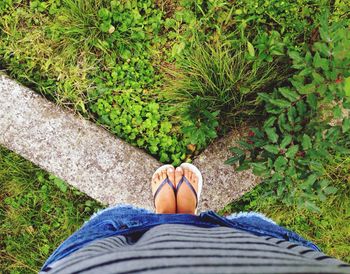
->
[237, 140, 254, 150]
[304, 201, 321, 213]
[286, 164, 297, 177]
[290, 78, 303, 90]
[289, 51, 303, 63]
[263, 145, 279, 154]
[263, 117, 277, 129]
[53, 177, 67, 193]
[229, 147, 245, 155]
[225, 155, 241, 165]
[251, 162, 267, 176]
[265, 128, 279, 143]
[313, 52, 329, 70]
[279, 87, 300, 102]
[258, 92, 270, 102]
[296, 100, 306, 116]
[280, 135, 292, 149]
[235, 163, 250, 171]
[306, 93, 317, 110]
[287, 107, 296, 124]
[313, 42, 329, 57]
[211, 110, 220, 117]
[324, 186, 338, 195]
[247, 41, 255, 57]
[274, 156, 288, 170]
[309, 161, 325, 174]
[278, 113, 292, 132]
[298, 68, 312, 77]
[285, 145, 299, 158]
[302, 134, 312, 150]
[320, 179, 329, 189]
[271, 173, 284, 183]
[269, 99, 290, 108]
[298, 83, 315, 94]
[342, 118, 350, 133]
[312, 71, 324, 84]
[171, 42, 185, 57]
[318, 192, 327, 202]
[302, 174, 317, 189]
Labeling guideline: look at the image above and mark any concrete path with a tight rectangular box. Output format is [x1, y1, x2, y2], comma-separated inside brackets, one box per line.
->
[193, 128, 260, 211]
[0, 75, 258, 211]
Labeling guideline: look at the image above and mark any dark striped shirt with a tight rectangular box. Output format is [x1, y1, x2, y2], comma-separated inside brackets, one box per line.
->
[43, 224, 350, 274]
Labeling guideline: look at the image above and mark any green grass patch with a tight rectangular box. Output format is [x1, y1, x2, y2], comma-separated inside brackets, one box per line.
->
[162, 41, 290, 147]
[0, 0, 190, 165]
[1, 0, 346, 163]
[221, 155, 350, 263]
[0, 146, 103, 273]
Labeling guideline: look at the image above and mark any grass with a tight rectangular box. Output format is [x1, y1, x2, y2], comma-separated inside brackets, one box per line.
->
[162, 41, 289, 129]
[0, 146, 102, 273]
[1, 1, 347, 160]
[0, 0, 190, 164]
[220, 155, 350, 263]
[0, 1, 100, 109]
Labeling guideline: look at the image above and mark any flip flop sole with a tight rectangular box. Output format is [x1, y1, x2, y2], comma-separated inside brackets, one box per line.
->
[180, 163, 203, 207]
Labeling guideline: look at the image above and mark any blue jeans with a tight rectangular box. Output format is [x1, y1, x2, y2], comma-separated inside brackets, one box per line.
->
[41, 205, 320, 271]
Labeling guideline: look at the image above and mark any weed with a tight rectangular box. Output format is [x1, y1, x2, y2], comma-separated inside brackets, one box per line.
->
[226, 15, 350, 210]
[0, 5, 98, 109]
[90, 88, 188, 165]
[162, 40, 288, 147]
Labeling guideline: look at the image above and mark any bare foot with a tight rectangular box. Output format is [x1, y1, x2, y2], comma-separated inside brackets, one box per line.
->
[175, 166, 198, 214]
[151, 166, 176, 214]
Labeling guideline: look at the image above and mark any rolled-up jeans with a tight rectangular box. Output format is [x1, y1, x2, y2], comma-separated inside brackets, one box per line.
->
[41, 205, 320, 271]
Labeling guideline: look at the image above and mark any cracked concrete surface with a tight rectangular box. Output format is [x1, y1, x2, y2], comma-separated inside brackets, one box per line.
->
[0, 75, 259, 212]
[194, 128, 260, 211]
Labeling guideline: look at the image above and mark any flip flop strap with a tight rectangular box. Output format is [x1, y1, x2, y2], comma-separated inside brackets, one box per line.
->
[176, 176, 198, 207]
[153, 177, 176, 206]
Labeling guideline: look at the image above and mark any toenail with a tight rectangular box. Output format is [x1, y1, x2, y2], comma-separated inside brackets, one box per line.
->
[176, 167, 182, 172]
[168, 168, 174, 172]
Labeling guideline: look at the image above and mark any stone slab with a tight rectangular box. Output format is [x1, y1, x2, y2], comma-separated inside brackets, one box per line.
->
[194, 128, 260, 212]
[0, 75, 158, 210]
[0, 74, 259, 212]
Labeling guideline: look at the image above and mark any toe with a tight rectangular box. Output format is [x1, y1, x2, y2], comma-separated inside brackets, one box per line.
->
[184, 168, 190, 180]
[167, 166, 175, 186]
[175, 167, 183, 187]
[152, 172, 158, 184]
[160, 169, 167, 181]
[189, 170, 194, 181]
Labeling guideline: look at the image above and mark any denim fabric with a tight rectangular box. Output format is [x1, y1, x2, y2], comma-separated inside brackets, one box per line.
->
[41, 205, 320, 271]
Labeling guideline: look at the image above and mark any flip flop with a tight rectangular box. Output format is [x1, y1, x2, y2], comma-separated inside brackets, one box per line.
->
[152, 164, 176, 207]
[176, 163, 203, 210]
